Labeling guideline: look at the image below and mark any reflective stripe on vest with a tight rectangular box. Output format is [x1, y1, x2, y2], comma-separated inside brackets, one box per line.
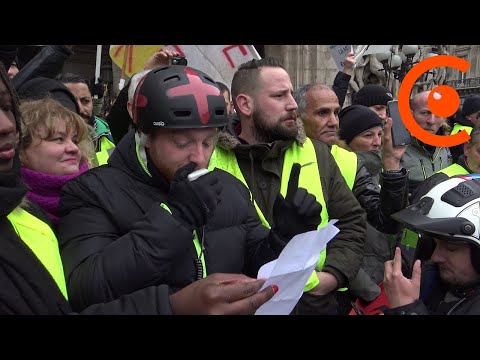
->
[450, 124, 473, 136]
[159, 203, 207, 278]
[7, 207, 68, 299]
[330, 145, 357, 190]
[95, 136, 116, 166]
[209, 139, 329, 292]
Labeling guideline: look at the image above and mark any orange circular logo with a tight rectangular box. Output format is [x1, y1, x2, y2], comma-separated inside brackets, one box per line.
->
[398, 55, 471, 147]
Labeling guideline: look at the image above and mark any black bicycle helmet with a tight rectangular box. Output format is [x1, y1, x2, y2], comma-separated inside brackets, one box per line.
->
[133, 66, 227, 133]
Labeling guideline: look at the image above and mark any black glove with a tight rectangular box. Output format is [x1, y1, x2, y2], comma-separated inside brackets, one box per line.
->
[167, 163, 222, 230]
[272, 163, 322, 244]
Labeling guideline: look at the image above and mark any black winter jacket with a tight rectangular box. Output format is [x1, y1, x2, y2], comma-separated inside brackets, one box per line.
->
[0, 157, 173, 315]
[355, 150, 409, 235]
[58, 130, 278, 311]
[106, 79, 132, 144]
[347, 151, 408, 300]
[332, 71, 352, 107]
[384, 262, 480, 315]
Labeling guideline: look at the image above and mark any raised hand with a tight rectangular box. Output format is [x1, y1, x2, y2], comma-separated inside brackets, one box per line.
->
[143, 48, 181, 71]
[272, 163, 322, 241]
[384, 247, 421, 308]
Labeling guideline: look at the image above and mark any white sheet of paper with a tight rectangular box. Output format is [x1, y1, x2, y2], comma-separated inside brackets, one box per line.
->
[255, 220, 339, 315]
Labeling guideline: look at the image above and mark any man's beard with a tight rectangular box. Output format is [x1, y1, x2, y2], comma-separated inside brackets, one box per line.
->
[252, 108, 298, 143]
[81, 113, 95, 127]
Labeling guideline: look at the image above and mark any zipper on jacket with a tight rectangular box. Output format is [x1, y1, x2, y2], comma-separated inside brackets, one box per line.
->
[446, 297, 467, 315]
[419, 158, 427, 180]
[194, 226, 206, 281]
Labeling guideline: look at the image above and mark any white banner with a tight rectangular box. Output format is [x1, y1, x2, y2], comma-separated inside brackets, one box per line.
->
[328, 45, 353, 71]
[110, 45, 261, 89]
[163, 45, 261, 87]
[354, 45, 393, 61]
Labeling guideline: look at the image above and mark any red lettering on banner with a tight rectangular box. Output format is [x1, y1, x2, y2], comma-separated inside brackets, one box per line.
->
[128, 46, 133, 73]
[222, 45, 248, 68]
[114, 45, 124, 57]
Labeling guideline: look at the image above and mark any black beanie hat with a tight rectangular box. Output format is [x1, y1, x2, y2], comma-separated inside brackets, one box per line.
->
[353, 85, 393, 107]
[339, 105, 383, 144]
[16, 77, 80, 114]
[462, 95, 480, 116]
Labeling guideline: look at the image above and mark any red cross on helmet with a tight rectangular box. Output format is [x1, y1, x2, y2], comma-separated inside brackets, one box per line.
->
[133, 66, 228, 133]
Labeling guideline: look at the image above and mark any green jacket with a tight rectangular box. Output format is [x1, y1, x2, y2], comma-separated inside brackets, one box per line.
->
[93, 117, 115, 166]
[216, 118, 367, 288]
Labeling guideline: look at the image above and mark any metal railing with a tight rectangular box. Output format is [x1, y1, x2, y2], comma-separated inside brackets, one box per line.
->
[445, 77, 480, 89]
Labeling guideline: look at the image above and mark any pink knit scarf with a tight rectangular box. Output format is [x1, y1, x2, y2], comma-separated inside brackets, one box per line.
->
[20, 162, 89, 224]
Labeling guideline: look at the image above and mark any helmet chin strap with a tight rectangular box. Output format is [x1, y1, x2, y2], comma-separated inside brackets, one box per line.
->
[135, 131, 149, 171]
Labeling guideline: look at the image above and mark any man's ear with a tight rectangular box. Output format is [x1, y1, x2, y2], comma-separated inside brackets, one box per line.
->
[464, 141, 471, 156]
[235, 94, 252, 116]
[127, 102, 136, 124]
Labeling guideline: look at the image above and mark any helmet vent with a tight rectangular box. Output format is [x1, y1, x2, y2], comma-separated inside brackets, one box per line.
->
[442, 183, 478, 207]
[455, 184, 474, 197]
[164, 75, 181, 84]
[173, 110, 191, 118]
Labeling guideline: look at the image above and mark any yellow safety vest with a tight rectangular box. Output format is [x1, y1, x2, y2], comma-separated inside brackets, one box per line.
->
[95, 136, 116, 166]
[6, 207, 68, 299]
[438, 163, 468, 177]
[330, 145, 357, 190]
[209, 139, 329, 291]
[401, 162, 469, 248]
[450, 124, 473, 136]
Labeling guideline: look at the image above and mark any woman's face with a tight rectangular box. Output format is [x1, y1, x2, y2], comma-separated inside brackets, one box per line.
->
[22, 121, 81, 175]
[0, 77, 17, 172]
[349, 126, 383, 152]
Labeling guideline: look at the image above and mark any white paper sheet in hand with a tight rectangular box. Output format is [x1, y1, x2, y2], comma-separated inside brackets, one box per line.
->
[255, 220, 339, 315]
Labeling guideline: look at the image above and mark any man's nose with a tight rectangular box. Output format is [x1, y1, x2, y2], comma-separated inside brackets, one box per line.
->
[189, 143, 207, 164]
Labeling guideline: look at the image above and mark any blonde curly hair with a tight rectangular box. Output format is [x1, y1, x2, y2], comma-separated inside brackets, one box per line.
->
[19, 98, 94, 167]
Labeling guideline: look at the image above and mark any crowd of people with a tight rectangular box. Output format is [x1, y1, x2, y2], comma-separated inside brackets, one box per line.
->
[1, 45, 480, 315]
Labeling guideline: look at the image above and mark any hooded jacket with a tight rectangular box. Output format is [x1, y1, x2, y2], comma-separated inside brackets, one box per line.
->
[218, 115, 366, 287]
[58, 130, 279, 311]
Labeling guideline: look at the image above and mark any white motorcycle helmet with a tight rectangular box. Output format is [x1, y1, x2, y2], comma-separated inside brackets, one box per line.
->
[392, 174, 480, 271]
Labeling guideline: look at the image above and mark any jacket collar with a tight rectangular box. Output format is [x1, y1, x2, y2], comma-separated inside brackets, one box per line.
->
[0, 155, 27, 217]
[217, 112, 307, 152]
[108, 129, 170, 192]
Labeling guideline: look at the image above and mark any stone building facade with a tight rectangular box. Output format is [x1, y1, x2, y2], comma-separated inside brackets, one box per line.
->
[262, 45, 480, 105]
[63, 44, 480, 113]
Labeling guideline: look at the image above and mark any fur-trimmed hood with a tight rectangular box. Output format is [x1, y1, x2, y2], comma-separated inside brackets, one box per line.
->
[217, 112, 307, 150]
[334, 138, 350, 151]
